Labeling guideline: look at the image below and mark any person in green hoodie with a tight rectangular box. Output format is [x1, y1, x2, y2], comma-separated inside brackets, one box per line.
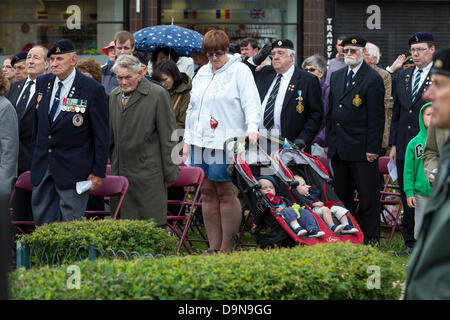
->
[403, 102, 433, 240]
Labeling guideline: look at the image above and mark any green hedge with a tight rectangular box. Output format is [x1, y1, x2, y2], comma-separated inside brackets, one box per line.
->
[17, 219, 179, 265]
[10, 242, 406, 299]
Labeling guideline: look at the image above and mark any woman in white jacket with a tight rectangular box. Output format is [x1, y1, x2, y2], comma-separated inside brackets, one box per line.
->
[184, 30, 261, 253]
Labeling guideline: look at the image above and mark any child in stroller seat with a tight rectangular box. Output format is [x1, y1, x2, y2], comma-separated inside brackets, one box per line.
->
[258, 175, 325, 238]
[294, 175, 359, 235]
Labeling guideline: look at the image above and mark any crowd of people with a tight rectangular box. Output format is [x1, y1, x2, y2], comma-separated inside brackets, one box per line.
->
[1, 27, 450, 297]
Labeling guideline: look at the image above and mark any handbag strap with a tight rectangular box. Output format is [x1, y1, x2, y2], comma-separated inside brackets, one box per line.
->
[172, 94, 182, 110]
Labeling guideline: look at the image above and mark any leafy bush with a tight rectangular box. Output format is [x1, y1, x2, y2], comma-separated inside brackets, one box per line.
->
[10, 242, 406, 300]
[17, 219, 178, 265]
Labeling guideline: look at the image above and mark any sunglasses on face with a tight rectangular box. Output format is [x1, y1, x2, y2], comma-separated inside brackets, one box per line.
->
[206, 51, 225, 59]
[343, 48, 359, 54]
[304, 67, 316, 73]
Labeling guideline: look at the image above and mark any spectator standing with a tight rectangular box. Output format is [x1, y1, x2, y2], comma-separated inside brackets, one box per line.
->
[364, 42, 393, 155]
[0, 69, 19, 197]
[152, 59, 192, 130]
[325, 35, 385, 246]
[30, 39, 109, 226]
[405, 47, 450, 299]
[2, 56, 16, 83]
[109, 54, 179, 226]
[101, 41, 116, 67]
[183, 30, 261, 252]
[102, 31, 135, 95]
[301, 54, 330, 157]
[6, 45, 48, 221]
[325, 35, 347, 85]
[389, 32, 435, 256]
[245, 39, 323, 152]
[11, 51, 28, 82]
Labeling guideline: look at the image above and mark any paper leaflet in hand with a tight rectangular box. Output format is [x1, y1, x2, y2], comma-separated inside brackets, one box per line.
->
[76, 180, 92, 194]
[387, 159, 398, 182]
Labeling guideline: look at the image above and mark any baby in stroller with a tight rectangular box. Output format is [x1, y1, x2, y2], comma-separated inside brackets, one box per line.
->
[258, 175, 325, 238]
[294, 175, 359, 235]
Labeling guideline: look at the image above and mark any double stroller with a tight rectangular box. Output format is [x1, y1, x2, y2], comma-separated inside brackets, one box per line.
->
[226, 135, 363, 248]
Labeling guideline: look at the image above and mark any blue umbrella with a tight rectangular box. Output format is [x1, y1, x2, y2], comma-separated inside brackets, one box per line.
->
[133, 24, 204, 56]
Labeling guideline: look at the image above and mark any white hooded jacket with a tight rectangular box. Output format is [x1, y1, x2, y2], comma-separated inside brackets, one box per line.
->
[184, 53, 261, 150]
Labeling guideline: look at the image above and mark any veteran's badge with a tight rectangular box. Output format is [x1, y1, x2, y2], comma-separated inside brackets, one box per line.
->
[352, 94, 362, 107]
[72, 114, 83, 127]
[296, 90, 304, 114]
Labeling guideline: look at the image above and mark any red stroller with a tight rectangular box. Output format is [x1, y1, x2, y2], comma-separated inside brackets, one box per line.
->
[226, 136, 363, 248]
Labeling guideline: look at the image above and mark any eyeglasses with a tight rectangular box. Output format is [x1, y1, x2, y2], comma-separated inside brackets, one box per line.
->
[206, 51, 225, 59]
[409, 47, 428, 54]
[343, 48, 359, 54]
[304, 67, 316, 73]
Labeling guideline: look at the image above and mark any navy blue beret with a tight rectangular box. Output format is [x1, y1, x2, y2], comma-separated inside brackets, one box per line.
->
[11, 51, 28, 67]
[47, 38, 76, 57]
[408, 32, 434, 46]
[341, 35, 366, 48]
[272, 39, 294, 50]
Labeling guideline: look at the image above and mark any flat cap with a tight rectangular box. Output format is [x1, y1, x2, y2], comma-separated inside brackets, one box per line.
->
[431, 47, 450, 77]
[341, 35, 366, 48]
[11, 51, 28, 67]
[47, 38, 76, 57]
[272, 39, 294, 50]
[408, 32, 434, 46]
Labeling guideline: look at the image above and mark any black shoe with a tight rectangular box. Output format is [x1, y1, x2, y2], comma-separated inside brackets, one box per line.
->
[393, 247, 413, 257]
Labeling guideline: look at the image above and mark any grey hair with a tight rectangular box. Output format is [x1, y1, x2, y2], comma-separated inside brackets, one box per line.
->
[301, 54, 327, 74]
[365, 42, 381, 64]
[112, 54, 141, 73]
[31, 45, 49, 60]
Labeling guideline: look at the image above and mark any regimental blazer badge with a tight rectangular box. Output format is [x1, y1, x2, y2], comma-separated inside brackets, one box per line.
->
[352, 94, 362, 107]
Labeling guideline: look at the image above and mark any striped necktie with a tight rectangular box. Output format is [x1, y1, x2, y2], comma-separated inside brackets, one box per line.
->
[49, 81, 64, 124]
[263, 74, 282, 130]
[411, 69, 423, 102]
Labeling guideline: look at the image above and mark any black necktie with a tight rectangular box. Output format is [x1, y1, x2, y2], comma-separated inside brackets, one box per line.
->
[16, 80, 34, 119]
[346, 70, 354, 89]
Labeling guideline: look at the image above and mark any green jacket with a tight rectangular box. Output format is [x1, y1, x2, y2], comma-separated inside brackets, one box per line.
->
[403, 103, 433, 198]
[405, 136, 450, 299]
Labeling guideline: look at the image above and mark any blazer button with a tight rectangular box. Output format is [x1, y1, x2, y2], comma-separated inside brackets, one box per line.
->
[48, 148, 52, 153]
[339, 104, 343, 108]
[408, 126, 411, 129]
[409, 110, 412, 114]
[48, 135, 52, 139]
[336, 122, 341, 126]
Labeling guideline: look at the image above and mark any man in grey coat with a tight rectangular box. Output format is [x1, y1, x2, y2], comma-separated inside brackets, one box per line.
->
[109, 54, 179, 226]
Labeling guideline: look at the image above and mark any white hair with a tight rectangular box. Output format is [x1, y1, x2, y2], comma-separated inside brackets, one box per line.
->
[365, 42, 381, 64]
[112, 54, 141, 74]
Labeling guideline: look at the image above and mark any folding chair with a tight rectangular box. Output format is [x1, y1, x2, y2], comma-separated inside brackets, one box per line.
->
[166, 166, 207, 254]
[9, 171, 35, 234]
[85, 175, 129, 220]
[378, 156, 403, 246]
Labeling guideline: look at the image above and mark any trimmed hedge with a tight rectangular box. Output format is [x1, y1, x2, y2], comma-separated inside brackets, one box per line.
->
[10, 242, 406, 299]
[17, 219, 179, 265]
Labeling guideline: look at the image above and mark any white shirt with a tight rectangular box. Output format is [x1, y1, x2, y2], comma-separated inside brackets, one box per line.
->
[412, 61, 433, 91]
[49, 68, 76, 121]
[347, 60, 363, 78]
[259, 64, 295, 131]
[17, 76, 36, 110]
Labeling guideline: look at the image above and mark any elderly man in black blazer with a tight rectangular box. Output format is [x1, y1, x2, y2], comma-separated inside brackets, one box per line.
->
[326, 35, 385, 245]
[244, 39, 323, 151]
[6, 45, 49, 221]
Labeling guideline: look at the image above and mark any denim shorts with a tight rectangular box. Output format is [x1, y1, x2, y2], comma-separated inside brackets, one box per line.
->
[190, 145, 231, 182]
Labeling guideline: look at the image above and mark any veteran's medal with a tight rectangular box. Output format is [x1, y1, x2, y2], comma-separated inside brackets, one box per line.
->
[72, 114, 83, 127]
[296, 90, 304, 114]
[352, 94, 362, 107]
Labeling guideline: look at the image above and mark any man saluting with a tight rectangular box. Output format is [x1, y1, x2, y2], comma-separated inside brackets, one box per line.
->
[31, 39, 109, 225]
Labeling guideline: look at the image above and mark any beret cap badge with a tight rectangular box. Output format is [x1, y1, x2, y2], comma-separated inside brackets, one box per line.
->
[352, 39, 357, 44]
[56, 47, 61, 53]
[435, 59, 443, 69]
[277, 40, 282, 46]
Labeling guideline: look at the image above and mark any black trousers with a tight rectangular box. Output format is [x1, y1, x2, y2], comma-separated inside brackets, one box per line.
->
[331, 154, 381, 243]
[396, 159, 416, 248]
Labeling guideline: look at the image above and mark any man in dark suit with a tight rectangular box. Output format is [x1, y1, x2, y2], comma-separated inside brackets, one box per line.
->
[326, 35, 385, 245]
[6, 45, 49, 222]
[389, 32, 435, 256]
[31, 38, 109, 226]
[244, 39, 323, 151]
